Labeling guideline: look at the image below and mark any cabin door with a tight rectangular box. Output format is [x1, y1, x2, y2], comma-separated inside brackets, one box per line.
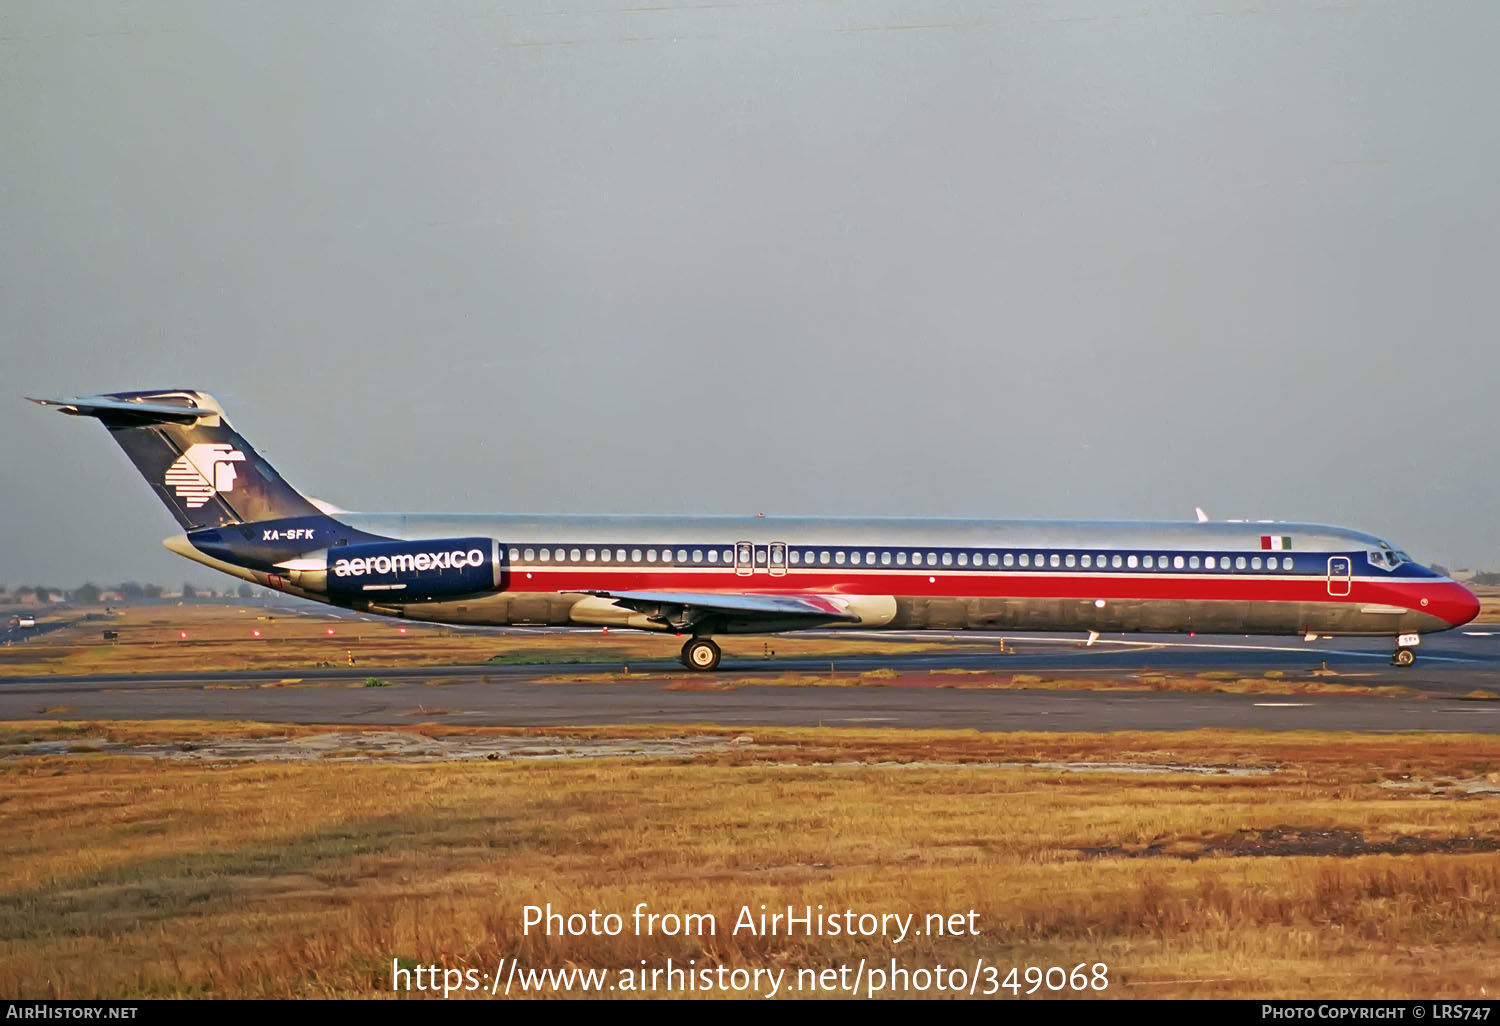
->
[1326, 556, 1352, 597]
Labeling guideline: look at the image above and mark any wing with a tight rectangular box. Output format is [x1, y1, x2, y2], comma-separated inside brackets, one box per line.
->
[574, 589, 862, 632]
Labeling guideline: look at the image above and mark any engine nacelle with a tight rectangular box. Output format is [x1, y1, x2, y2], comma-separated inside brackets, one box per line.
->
[314, 537, 502, 601]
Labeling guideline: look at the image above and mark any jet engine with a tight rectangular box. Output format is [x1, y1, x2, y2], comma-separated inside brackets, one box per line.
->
[289, 537, 502, 601]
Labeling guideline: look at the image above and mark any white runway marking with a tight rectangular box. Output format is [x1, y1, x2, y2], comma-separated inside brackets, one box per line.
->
[895, 634, 1486, 664]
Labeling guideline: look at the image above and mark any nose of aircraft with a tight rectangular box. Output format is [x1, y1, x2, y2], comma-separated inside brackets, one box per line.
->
[1433, 581, 1482, 628]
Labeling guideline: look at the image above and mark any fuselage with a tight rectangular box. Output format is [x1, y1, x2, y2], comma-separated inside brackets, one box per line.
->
[176, 511, 1480, 639]
[39, 389, 1479, 671]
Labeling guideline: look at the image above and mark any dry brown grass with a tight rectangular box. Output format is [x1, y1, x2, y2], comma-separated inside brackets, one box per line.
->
[2, 722, 1499, 998]
[0, 606, 955, 676]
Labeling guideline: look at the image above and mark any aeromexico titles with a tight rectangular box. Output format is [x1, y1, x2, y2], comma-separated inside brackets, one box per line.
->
[31, 390, 1479, 670]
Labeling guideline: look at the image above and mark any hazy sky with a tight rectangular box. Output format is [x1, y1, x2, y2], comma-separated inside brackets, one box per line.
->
[2, 0, 1497, 589]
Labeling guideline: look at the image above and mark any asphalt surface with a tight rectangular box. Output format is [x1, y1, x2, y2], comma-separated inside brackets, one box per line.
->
[3, 630, 1499, 733]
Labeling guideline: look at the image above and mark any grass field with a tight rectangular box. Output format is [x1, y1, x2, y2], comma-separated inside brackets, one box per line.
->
[3, 721, 1499, 999]
[4, 603, 1498, 999]
[0, 604, 962, 676]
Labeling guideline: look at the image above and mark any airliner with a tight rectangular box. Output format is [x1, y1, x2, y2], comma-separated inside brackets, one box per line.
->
[30, 390, 1479, 670]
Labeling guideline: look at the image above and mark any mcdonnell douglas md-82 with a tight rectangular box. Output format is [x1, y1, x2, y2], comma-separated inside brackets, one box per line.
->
[30, 390, 1479, 669]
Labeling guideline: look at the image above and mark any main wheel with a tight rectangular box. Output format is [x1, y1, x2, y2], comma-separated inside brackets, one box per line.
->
[681, 637, 722, 671]
[1392, 647, 1416, 667]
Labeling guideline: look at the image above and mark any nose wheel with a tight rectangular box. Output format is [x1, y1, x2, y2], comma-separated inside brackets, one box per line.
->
[1391, 647, 1416, 667]
[681, 637, 722, 671]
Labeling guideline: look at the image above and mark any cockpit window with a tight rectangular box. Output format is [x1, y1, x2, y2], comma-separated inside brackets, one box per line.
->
[1369, 549, 1410, 571]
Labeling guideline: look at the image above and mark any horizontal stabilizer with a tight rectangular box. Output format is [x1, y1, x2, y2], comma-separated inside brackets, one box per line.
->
[26, 395, 215, 425]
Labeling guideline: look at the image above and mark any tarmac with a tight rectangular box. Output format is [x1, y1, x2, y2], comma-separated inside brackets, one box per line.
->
[3, 630, 1498, 733]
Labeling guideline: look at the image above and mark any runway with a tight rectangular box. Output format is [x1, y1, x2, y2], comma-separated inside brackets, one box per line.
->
[3, 630, 1499, 732]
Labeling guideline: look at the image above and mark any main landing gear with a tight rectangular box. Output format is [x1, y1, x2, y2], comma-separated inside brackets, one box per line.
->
[681, 637, 722, 671]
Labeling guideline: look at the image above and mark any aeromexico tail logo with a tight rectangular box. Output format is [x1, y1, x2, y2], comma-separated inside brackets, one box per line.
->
[333, 549, 487, 578]
[163, 443, 246, 508]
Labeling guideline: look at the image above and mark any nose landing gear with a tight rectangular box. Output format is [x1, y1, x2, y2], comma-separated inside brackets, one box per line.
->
[681, 637, 722, 671]
[1391, 632, 1420, 667]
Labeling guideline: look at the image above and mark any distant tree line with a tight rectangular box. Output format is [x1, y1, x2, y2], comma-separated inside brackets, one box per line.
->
[0, 581, 257, 603]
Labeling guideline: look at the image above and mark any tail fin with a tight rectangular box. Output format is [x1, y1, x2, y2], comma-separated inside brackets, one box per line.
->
[27, 389, 321, 530]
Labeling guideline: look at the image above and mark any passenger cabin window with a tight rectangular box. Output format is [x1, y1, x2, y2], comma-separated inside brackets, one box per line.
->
[835, 551, 846, 565]
[942, 553, 953, 567]
[1251, 556, 1262, 570]
[820, 551, 831, 566]
[1049, 554, 1060, 568]
[1065, 554, 1076, 568]
[956, 553, 967, 566]
[1004, 553, 1014, 567]
[1019, 554, 1030, 567]
[882, 552, 892, 566]
[1127, 555, 1138, 569]
[789, 551, 799, 565]
[987, 553, 998, 567]
[693, 549, 703, 563]
[928, 552, 939, 566]
[851, 552, 861, 565]
[647, 549, 657, 562]
[1235, 556, 1246, 570]
[1081, 555, 1091, 568]
[1142, 555, 1153, 569]
[1189, 556, 1200, 569]
[1174, 555, 1185, 569]
[866, 551, 876, 564]
[631, 548, 642, 562]
[509, 547, 520, 561]
[524, 548, 535, 561]
[1111, 555, 1123, 569]
[707, 549, 718, 563]
[897, 552, 908, 566]
[570, 548, 581, 562]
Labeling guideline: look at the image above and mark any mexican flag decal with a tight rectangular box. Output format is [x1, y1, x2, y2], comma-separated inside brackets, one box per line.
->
[1260, 535, 1292, 551]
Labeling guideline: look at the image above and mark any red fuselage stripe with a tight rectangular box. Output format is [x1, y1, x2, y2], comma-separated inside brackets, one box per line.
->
[507, 568, 1443, 611]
